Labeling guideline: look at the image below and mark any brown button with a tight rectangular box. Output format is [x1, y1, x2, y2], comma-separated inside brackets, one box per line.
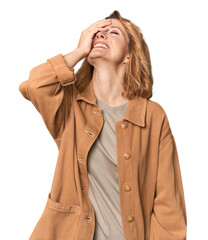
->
[121, 123, 128, 129]
[127, 216, 134, 222]
[123, 153, 131, 160]
[124, 184, 131, 192]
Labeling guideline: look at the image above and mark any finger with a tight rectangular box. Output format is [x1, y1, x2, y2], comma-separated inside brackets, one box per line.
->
[88, 21, 112, 32]
[88, 19, 112, 29]
[90, 28, 109, 38]
[89, 26, 110, 35]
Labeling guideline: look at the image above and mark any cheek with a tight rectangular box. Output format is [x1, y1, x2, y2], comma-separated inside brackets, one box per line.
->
[114, 44, 127, 58]
[113, 40, 126, 52]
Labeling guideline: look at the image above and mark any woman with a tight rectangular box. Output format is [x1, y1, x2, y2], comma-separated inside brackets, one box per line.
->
[19, 10, 187, 240]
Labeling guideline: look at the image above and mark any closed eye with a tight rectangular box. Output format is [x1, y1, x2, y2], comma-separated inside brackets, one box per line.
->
[111, 32, 118, 35]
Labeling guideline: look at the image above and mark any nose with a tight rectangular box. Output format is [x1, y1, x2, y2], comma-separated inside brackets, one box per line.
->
[95, 30, 107, 39]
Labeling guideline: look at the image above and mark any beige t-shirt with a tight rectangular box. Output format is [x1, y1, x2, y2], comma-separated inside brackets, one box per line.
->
[87, 98, 129, 240]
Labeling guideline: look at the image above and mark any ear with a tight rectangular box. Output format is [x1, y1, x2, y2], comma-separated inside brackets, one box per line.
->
[123, 56, 130, 64]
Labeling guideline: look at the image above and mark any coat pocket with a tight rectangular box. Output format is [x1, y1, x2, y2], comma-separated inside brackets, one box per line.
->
[29, 192, 81, 240]
[47, 192, 81, 213]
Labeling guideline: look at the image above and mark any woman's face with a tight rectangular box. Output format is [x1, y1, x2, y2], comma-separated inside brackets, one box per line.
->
[87, 19, 130, 65]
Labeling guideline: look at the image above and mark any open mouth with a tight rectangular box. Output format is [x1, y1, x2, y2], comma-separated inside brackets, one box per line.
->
[93, 46, 108, 49]
[92, 43, 110, 49]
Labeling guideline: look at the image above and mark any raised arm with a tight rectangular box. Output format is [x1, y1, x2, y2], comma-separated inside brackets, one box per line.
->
[19, 19, 113, 147]
[19, 48, 84, 147]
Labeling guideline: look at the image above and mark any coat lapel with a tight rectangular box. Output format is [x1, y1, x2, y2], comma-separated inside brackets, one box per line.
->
[76, 80, 147, 127]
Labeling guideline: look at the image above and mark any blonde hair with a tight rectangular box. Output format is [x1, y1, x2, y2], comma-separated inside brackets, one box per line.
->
[74, 10, 153, 99]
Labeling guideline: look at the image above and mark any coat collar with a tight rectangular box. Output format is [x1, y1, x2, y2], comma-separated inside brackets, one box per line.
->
[76, 80, 147, 127]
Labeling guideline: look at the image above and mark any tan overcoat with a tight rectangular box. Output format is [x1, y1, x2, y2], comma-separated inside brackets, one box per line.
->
[19, 53, 187, 240]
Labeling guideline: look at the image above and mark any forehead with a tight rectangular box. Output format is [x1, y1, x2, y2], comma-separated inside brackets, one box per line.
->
[109, 19, 124, 31]
[109, 19, 128, 38]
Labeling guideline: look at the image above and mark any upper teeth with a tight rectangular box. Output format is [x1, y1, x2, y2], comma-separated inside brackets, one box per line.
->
[94, 43, 109, 49]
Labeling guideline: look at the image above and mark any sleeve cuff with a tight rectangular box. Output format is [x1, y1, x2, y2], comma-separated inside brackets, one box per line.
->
[47, 53, 77, 86]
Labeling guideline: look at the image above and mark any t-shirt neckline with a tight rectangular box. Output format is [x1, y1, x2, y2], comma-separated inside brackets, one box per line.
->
[96, 98, 129, 112]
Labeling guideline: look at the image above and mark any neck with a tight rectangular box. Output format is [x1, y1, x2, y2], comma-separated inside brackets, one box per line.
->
[91, 62, 128, 107]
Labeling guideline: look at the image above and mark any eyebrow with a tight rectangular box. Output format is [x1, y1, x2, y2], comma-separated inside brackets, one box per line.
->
[108, 26, 123, 33]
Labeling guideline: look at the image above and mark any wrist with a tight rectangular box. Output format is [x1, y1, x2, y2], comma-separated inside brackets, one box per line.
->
[75, 47, 87, 59]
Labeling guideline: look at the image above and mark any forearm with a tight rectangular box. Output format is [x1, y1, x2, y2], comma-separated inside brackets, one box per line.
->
[63, 48, 86, 69]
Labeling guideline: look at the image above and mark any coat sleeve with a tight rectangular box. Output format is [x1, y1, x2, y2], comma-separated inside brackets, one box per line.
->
[150, 114, 187, 240]
[19, 54, 77, 145]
